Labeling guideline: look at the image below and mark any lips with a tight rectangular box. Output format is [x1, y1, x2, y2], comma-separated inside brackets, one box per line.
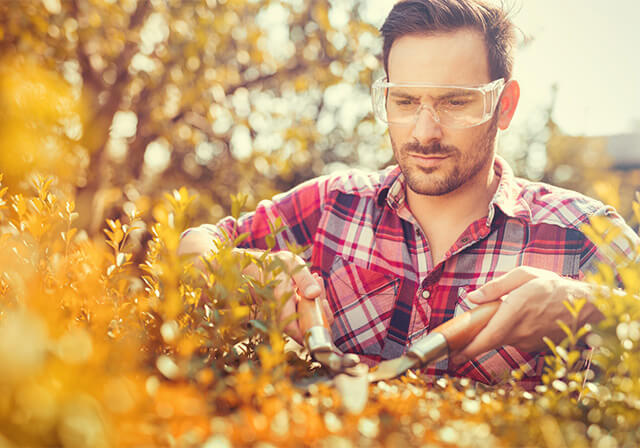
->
[410, 153, 448, 159]
[408, 153, 450, 168]
[409, 153, 450, 161]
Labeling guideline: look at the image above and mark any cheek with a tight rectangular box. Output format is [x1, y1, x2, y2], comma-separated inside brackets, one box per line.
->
[453, 126, 492, 155]
[388, 126, 411, 148]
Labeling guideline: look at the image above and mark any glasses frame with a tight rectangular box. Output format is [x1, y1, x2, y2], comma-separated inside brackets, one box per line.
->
[371, 77, 506, 129]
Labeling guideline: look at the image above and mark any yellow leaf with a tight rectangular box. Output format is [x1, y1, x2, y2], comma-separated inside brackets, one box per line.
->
[232, 305, 250, 321]
[566, 351, 581, 369]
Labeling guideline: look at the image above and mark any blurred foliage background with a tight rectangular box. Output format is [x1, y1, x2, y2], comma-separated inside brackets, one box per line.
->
[1, 1, 640, 447]
[0, 0, 391, 240]
[1, 0, 638, 238]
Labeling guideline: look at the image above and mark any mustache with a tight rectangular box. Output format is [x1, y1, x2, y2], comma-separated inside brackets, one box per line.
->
[402, 141, 457, 156]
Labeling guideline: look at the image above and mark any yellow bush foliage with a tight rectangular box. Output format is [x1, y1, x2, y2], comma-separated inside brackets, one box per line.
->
[0, 174, 639, 447]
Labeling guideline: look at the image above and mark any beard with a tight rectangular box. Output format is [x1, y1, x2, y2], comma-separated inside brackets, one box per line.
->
[391, 118, 498, 196]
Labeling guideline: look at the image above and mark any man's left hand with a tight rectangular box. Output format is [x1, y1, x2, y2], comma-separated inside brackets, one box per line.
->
[450, 266, 604, 366]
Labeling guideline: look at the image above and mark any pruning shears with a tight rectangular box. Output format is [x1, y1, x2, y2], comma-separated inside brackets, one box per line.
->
[369, 300, 501, 382]
[300, 294, 502, 412]
[298, 296, 370, 414]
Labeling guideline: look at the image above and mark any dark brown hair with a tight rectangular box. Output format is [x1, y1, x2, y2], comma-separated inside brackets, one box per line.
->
[380, 0, 517, 81]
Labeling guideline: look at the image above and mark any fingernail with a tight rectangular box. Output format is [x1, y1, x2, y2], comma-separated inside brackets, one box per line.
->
[466, 289, 484, 302]
[305, 284, 321, 297]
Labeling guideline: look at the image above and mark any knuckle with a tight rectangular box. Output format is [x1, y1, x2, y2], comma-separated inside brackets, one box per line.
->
[274, 250, 295, 262]
[519, 276, 566, 302]
[515, 265, 538, 278]
[481, 278, 499, 293]
[530, 277, 556, 294]
[287, 253, 307, 270]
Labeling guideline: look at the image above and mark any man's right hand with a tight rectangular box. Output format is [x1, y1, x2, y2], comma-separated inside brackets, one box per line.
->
[261, 250, 326, 343]
[177, 229, 331, 344]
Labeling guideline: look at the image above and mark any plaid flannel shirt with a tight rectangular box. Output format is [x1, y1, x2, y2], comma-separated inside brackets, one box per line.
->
[189, 156, 638, 387]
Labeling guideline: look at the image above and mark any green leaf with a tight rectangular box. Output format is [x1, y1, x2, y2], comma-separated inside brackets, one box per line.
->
[248, 319, 269, 332]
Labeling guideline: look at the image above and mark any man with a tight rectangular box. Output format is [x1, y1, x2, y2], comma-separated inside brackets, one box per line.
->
[179, 0, 638, 386]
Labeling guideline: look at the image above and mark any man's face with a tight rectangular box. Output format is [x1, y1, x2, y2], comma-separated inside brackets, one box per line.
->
[387, 30, 499, 196]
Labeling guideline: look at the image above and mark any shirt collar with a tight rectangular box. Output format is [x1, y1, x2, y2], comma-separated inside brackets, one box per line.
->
[489, 156, 532, 223]
[377, 155, 533, 223]
[377, 165, 403, 208]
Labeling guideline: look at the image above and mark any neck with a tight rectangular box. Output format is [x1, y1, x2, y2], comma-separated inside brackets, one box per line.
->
[406, 155, 499, 228]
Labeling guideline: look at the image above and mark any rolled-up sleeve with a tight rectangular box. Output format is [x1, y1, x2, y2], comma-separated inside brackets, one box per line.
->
[181, 175, 328, 262]
[579, 205, 640, 283]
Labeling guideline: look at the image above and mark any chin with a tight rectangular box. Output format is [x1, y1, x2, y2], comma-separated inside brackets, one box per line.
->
[406, 172, 464, 196]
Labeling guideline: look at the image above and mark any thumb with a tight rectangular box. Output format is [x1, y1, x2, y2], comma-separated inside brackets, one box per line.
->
[465, 288, 490, 304]
[289, 263, 322, 299]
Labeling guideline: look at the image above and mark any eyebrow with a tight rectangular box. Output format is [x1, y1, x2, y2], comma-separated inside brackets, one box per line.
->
[389, 90, 418, 101]
[436, 91, 475, 101]
[389, 89, 475, 102]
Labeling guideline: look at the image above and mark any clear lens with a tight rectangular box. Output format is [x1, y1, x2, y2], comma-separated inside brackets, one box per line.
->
[371, 78, 504, 128]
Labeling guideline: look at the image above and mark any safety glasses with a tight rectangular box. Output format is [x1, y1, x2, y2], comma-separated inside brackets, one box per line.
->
[371, 77, 505, 128]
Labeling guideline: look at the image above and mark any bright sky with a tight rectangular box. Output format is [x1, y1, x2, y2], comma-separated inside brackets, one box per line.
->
[366, 0, 640, 137]
[513, 0, 640, 136]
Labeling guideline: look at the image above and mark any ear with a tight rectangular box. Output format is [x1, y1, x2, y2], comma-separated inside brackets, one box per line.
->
[496, 79, 520, 130]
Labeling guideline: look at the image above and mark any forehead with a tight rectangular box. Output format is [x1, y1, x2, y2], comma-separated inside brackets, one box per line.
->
[387, 29, 491, 85]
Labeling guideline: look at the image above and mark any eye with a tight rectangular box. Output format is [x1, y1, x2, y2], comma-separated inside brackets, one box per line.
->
[445, 98, 470, 107]
[392, 98, 417, 108]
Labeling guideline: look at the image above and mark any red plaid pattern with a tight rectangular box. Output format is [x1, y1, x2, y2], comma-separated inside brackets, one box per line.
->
[187, 156, 638, 387]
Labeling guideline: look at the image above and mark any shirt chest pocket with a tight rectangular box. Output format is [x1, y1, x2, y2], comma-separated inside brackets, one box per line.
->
[325, 256, 400, 356]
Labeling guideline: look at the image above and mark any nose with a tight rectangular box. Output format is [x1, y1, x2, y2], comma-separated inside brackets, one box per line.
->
[411, 105, 444, 145]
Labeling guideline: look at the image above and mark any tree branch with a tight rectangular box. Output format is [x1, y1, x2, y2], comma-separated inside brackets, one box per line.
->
[224, 62, 309, 97]
[70, 0, 103, 93]
[81, 1, 154, 162]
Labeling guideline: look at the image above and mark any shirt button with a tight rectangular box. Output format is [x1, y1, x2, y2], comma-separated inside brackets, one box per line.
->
[421, 290, 430, 299]
[461, 237, 470, 244]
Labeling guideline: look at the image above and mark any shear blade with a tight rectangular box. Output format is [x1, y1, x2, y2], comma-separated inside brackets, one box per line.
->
[368, 355, 418, 382]
[335, 367, 369, 414]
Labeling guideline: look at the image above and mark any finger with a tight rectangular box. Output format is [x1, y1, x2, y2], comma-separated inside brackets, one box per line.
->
[282, 293, 303, 344]
[274, 274, 295, 304]
[451, 297, 518, 364]
[321, 298, 334, 326]
[284, 324, 303, 345]
[312, 273, 334, 327]
[284, 322, 303, 345]
[466, 266, 549, 304]
[286, 257, 322, 299]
